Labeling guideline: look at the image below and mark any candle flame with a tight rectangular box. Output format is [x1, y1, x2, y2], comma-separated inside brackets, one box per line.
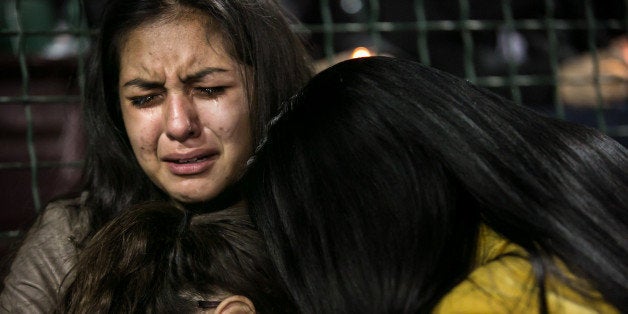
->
[351, 47, 372, 58]
[622, 42, 628, 64]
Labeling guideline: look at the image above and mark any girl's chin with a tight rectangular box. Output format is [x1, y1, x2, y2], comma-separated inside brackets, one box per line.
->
[169, 183, 242, 213]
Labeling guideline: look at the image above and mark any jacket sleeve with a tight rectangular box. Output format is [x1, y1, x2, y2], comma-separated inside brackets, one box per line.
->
[432, 250, 619, 314]
[0, 197, 86, 314]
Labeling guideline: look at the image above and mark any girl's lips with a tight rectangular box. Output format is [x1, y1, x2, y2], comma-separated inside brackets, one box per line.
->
[165, 154, 218, 175]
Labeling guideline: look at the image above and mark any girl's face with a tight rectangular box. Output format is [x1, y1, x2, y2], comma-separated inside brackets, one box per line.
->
[118, 15, 252, 203]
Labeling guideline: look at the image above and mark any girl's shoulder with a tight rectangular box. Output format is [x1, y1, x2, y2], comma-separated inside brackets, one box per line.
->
[433, 226, 619, 313]
[34, 192, 91, 242]
[0, 192, 91, 313]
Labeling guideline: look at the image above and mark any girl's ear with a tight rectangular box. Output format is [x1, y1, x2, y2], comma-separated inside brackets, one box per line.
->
[215, 295, 256, 314]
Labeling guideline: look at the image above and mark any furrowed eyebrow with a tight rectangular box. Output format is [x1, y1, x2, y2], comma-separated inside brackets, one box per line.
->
[122, 78, 164, 89]
[121, 67, 229, 89]
[181, 67, 228, 84]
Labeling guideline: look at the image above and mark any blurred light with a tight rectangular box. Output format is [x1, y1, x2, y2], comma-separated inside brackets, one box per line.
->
[497, 28, 527, 65]
[351, 47, 372, 58]
[620, 39, 628, 64]
[341, 0, 363, 14]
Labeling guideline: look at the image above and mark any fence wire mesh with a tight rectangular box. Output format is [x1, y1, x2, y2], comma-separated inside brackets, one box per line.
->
[1, 0, 627, 247]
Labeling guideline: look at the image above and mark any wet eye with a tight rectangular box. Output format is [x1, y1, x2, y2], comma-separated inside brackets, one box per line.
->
[129, 95, 158, 107]
[194, 87, 226, 98]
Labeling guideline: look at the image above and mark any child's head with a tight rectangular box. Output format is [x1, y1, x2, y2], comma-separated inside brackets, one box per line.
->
[59, 203, 294, 313]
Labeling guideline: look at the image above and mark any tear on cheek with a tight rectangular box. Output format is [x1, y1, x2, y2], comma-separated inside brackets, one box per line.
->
[223, 120, 249, 137]
[219, 126, 236, 136]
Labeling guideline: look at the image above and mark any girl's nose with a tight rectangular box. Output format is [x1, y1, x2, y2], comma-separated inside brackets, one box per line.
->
[164, 94, 201, 141]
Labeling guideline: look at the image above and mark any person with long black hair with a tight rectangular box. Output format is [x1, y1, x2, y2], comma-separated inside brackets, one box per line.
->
[243, 56, 627, 313]
[1, 0, 312, 312]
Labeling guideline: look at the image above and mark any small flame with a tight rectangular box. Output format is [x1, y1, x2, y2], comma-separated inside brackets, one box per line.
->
[622, 42, 628, 64]
[351, 47, 372, 58]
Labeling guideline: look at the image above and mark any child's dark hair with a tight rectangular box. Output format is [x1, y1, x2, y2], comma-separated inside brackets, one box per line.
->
[59, 203, 295, 313]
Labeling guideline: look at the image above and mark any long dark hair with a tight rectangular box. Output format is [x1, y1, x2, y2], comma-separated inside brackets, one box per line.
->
[59, 203, 295, 313]
[243, 56, 628, 312]
[82, 0, 312, 233]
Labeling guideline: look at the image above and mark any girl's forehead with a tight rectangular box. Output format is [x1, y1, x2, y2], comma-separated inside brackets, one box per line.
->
[117, 10, 241, 68]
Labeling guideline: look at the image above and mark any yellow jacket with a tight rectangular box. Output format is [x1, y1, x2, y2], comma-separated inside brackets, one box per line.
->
[433, 226, 618, 313]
